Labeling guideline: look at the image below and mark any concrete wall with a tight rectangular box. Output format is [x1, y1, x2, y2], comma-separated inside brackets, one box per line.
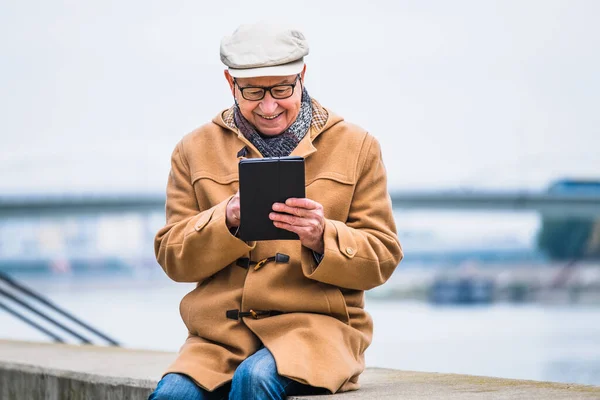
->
[1, 362, 153, 400]
[1, 340, 598, 399]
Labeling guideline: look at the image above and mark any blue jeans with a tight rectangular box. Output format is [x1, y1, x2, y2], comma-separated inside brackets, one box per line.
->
[149, 347, 327, 400]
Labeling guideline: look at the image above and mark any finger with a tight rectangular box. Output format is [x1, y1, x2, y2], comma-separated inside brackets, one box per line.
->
[273, 221, 306, 236]
[273, 222, 320, 249]
[269, 212, 311, 227]
[272, 203, 310, 217]
[284, 198, 321, 210]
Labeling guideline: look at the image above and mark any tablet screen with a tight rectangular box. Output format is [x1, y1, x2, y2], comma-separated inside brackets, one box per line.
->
[238, 156, 305, 241]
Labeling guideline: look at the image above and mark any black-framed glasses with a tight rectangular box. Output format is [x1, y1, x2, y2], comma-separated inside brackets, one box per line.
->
[234, 75, 301, 101]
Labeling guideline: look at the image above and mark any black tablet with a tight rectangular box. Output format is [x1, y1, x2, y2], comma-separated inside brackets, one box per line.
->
[238, 156, 305, 241]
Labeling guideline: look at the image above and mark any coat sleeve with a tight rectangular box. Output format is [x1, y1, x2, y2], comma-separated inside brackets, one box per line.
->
[154, 141, 255, 282]
[301, 134, 403, 290]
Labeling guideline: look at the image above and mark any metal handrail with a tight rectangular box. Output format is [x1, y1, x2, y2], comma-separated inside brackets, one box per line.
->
[0, 300, 65, 343]
[0, 287, 94, 344]
[0, 271, 120, 346]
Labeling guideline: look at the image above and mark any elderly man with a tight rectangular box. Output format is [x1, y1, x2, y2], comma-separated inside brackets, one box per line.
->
[150, 23, 402, 400]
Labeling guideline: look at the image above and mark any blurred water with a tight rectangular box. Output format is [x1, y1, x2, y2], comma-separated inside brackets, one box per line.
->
[1, 274, 599, 386]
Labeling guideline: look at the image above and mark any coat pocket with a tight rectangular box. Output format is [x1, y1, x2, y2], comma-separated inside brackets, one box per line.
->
[305, 171, 354, 186]
[319, 283, 350, 325]
[179, 289, 195, 334]
[306, 173, 354, 222]
[191, 170, 239, 210]
[178, 279, 212, 334]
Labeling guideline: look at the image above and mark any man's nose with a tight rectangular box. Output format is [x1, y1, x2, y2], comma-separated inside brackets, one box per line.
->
[259, 92, 279, 115]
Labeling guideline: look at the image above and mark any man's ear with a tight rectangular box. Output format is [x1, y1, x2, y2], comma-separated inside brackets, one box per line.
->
[300, 64, 307, 83]
[224, 70, 235, 96]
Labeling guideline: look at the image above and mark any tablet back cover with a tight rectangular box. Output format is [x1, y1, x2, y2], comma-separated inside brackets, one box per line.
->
[238, 156, 305, 241]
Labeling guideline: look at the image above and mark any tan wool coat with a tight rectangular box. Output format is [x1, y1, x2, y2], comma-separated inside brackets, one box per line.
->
[154, 100, 403, 394]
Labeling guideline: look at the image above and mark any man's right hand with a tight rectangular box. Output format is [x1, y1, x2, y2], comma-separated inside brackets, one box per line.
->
[226, 191, 241, 229]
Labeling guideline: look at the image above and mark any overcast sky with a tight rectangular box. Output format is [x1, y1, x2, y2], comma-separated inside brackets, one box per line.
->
[1, 0, 598, 195]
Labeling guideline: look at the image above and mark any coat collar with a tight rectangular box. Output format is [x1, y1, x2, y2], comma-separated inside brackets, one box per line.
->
[212, 99, 344, 159]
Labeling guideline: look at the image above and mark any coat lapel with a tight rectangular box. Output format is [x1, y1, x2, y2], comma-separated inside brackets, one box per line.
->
[290, 131, 317, 158]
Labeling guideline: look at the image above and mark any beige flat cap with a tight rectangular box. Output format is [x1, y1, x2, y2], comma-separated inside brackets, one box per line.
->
[220, 23, 309, 78]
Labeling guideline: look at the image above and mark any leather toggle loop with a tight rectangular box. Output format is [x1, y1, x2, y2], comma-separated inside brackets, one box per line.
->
[225, 309, 284, 320]
[237, 147, 248, 158]
[226, 309, 240, 320]
[275, 253, 290, 263]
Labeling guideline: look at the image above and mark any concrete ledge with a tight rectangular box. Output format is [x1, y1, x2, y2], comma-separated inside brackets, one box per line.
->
[1, 340, 599, 399]
[1, 362, 153, 400]
[290, 369, 600, 399]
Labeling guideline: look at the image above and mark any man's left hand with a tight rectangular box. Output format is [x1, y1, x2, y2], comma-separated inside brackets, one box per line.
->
[270, 198, 325, 254]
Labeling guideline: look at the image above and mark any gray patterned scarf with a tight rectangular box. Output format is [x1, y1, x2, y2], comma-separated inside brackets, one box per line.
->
[233, 88, 312, 157]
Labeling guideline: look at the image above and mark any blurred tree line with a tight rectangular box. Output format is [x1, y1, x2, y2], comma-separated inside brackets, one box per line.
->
[536, 180, 600, 261]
